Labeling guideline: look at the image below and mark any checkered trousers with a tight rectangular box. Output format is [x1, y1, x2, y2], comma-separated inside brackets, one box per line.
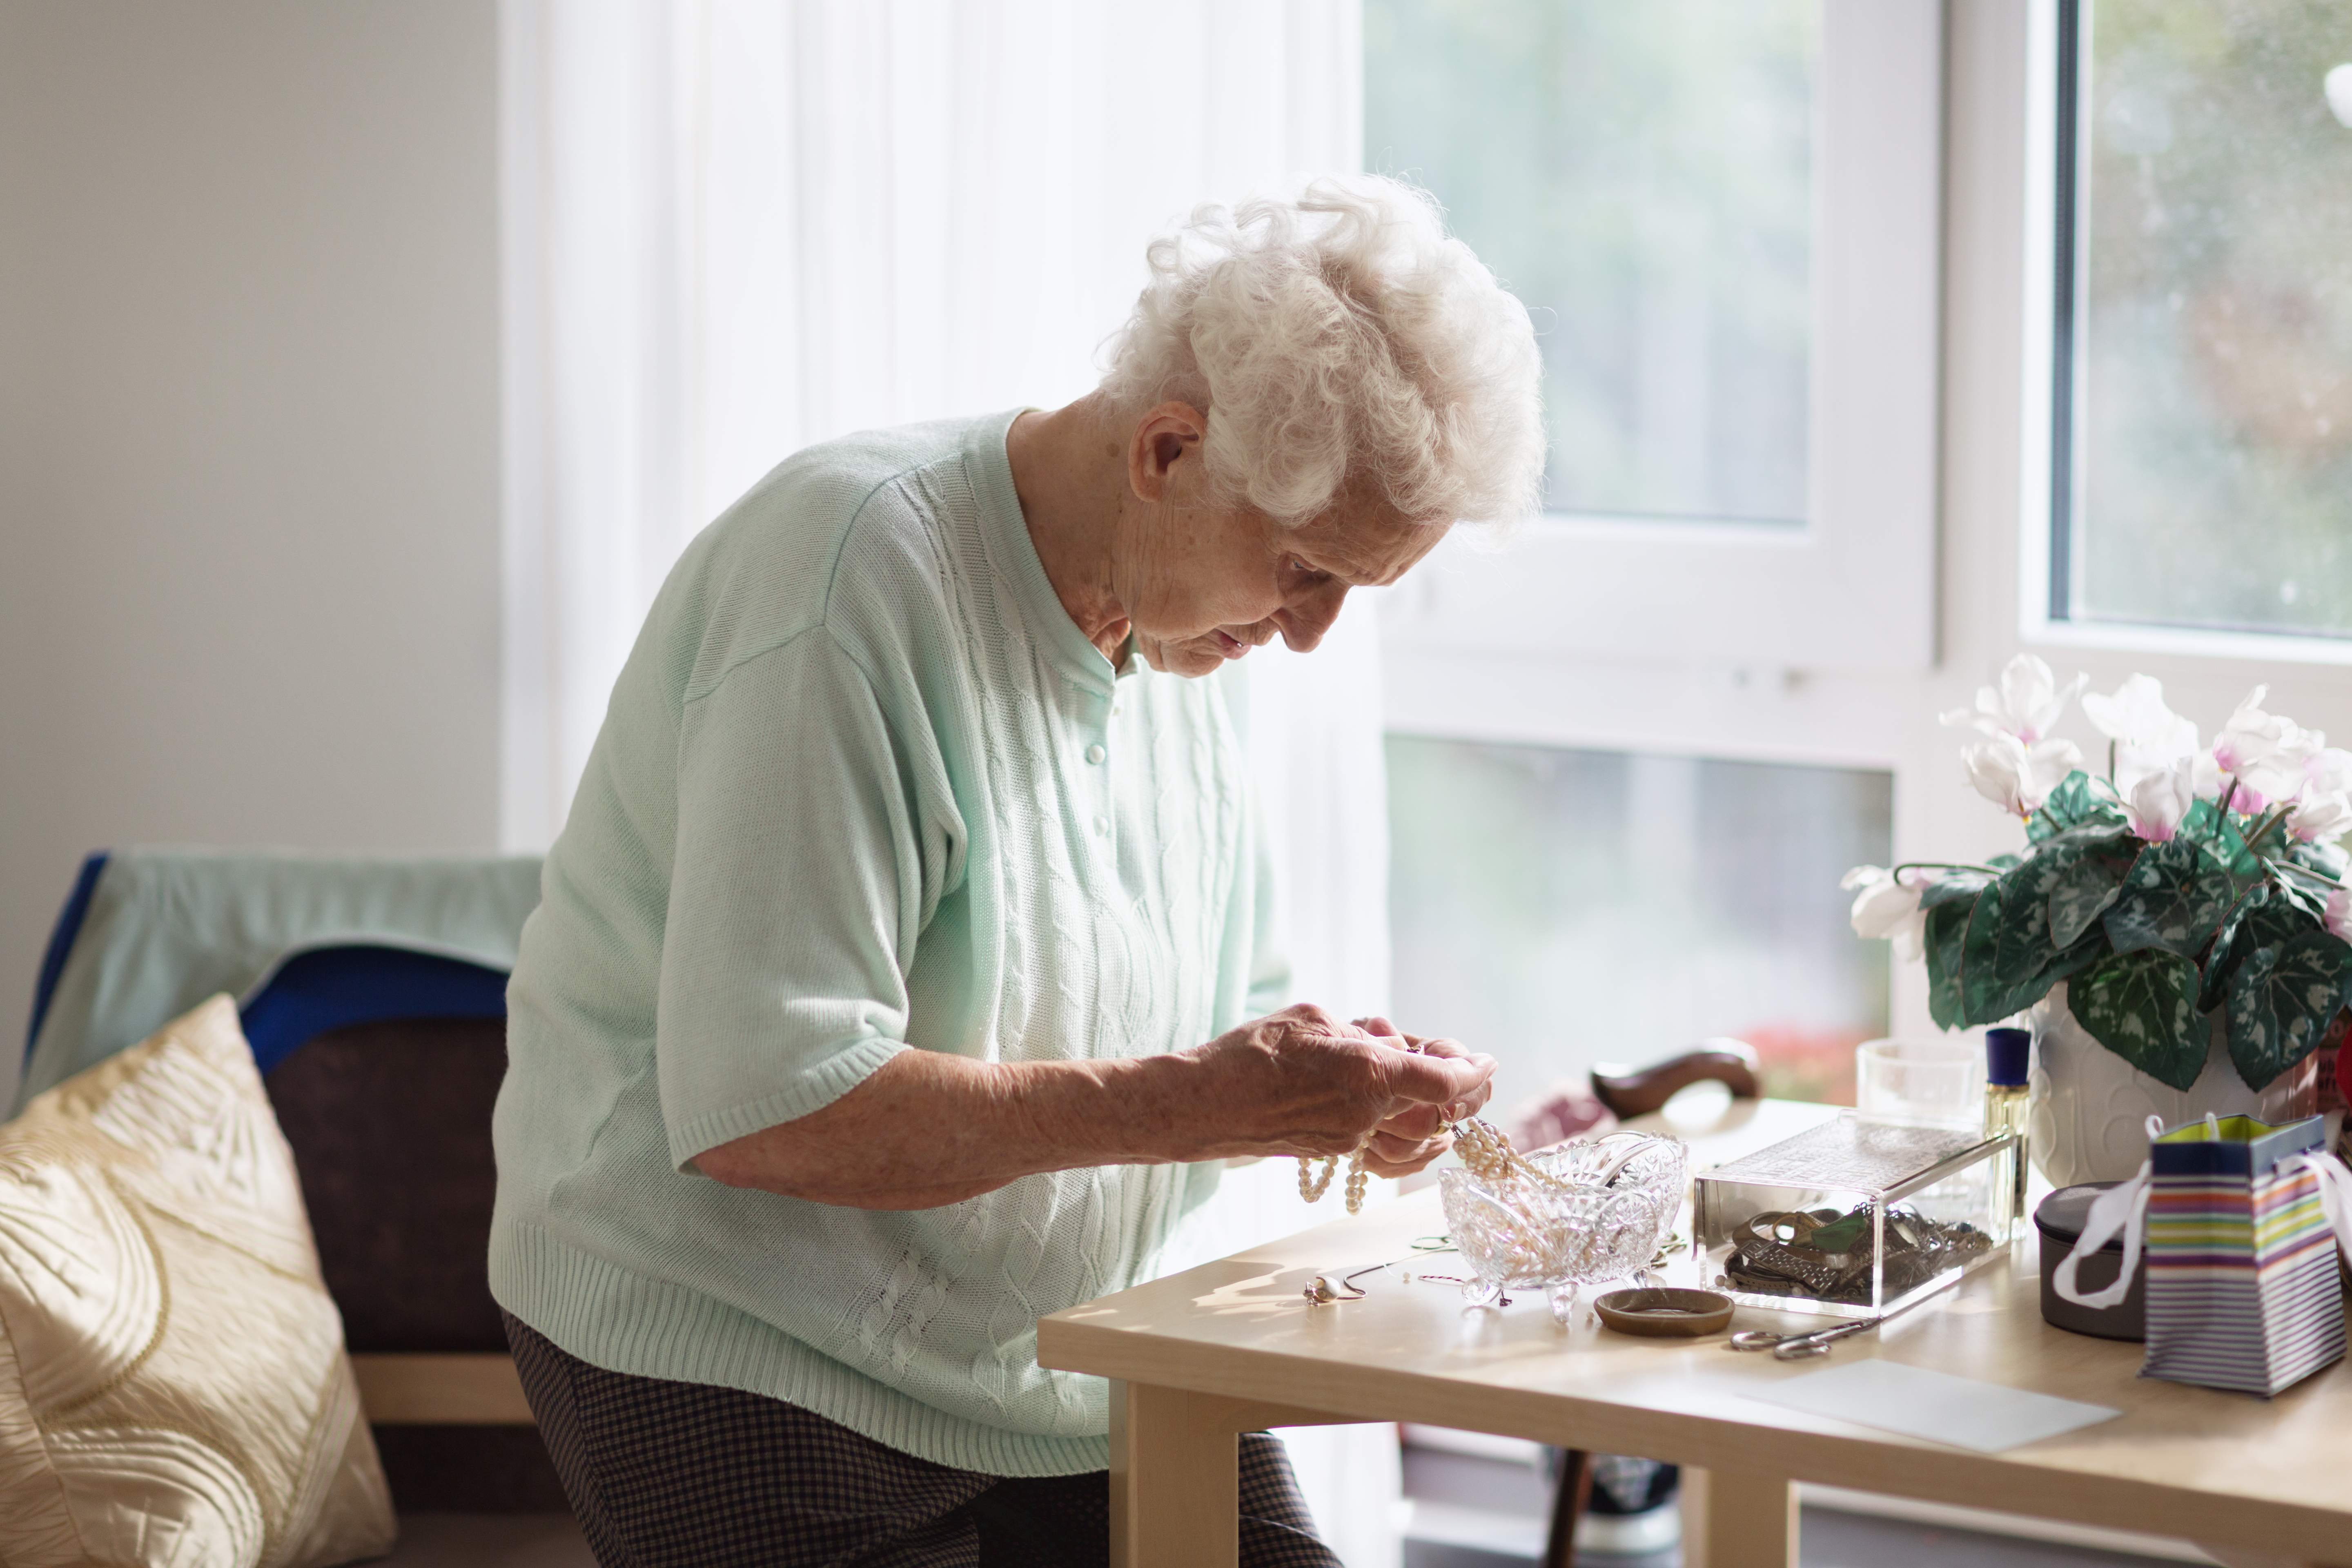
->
[504, 1312, 1342, 1568]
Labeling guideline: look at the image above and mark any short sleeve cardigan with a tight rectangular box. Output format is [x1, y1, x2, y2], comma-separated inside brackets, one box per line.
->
[488, 411, 1287, 1477]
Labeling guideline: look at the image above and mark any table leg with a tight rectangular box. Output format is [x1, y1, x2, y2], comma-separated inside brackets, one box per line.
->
[1105, 1382, 1361, 1568]
[1108, 1380, 1239, 1568]
[1681, 1467, 1797, 1568]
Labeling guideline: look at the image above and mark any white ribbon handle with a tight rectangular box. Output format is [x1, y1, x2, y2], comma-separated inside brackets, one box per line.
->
[2280, 1147, 2352, 1264]
[2051, 1114, 2164, 1310]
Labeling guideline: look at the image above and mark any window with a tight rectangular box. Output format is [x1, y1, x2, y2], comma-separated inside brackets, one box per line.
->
[1387, 737, 1891, 1102]
[1367, 0, 1818, 525]
[1366, 2, 1943, 1090]
[2047, 0, 2352, 641]
[1372, 0, 1942, 674]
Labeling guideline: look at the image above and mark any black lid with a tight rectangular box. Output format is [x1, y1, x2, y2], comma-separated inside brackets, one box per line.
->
[1986, 1027, 2031, 1087]
[2034, 1182, 2126, 1249]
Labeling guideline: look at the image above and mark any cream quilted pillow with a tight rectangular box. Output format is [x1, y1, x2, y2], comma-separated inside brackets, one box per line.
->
[0, 995, 396, 1567]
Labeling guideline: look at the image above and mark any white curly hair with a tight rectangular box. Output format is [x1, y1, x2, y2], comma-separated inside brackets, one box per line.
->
[1100, 174, 1545, 528]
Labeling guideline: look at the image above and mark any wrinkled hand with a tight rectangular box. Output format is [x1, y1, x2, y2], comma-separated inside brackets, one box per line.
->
[1177, 1004, 1494, 1178]
[1347, 1016, 1494, 1177]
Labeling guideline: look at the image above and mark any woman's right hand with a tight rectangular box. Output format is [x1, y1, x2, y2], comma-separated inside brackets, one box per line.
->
[697, 1002, 1494, 1210]
[1168, 1004, 1496, 1164]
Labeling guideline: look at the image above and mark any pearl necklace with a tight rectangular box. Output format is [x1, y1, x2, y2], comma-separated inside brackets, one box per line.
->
[1296, 1147, 1372, 1213]
[1297, 1116, 1559, 1217]
[1296, 1114, 1589, 1217]
[1448, 1118, 1573, 1189]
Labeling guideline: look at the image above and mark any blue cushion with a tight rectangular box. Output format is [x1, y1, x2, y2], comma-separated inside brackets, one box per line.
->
[25, 852, 109, 1061]
[240, 946, 509, 1075]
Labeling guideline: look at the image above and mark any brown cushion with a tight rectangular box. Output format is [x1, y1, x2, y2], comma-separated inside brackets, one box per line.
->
[265, 1018, 510, 1355]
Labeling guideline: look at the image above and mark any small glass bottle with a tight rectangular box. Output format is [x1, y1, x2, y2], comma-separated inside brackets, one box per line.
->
[1984, 1026, 2031, 1226]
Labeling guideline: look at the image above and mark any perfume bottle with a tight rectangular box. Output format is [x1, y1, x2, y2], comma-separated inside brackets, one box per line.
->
[1984, 1026, 2031, 1225]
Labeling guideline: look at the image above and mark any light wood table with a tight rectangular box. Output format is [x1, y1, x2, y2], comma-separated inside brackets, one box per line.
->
[1037, 1100, 2352, 1568]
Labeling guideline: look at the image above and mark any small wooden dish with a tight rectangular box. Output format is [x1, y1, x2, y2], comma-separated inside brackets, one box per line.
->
[1593, 1287, 1735, 1338]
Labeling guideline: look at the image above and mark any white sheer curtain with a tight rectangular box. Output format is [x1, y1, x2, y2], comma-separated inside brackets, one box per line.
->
[499, 2, 1400, 1561]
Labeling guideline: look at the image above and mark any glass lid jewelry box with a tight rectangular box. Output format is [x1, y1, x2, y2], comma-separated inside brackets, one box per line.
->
[1693, 1113, 2015, 1319]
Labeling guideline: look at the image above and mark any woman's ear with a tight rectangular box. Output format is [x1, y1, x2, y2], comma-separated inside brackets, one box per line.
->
[1127, 402, 1209, 504]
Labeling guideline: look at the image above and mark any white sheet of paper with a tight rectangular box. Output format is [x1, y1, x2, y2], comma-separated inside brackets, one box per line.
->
[1743, 1359, 2120, 1452]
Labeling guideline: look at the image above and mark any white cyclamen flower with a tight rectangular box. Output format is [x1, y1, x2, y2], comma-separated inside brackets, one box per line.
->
[1961, 731, 2084, 818]
[2303, 746, 2352, 799]
[2328, 886, 2352, 944]
[2288, 791, 2352, 845]
[1841, 866, 1929, 960]
[2211, 688, 2319, 811]
[1942, 654, 2089, 745]
[2080, 675, 2200, 792]
[2245, 726, 2326, 813]
[2124, 759, 2198, 844]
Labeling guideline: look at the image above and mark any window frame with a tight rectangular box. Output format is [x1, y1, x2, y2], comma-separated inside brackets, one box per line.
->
[1379, 0, 1946, 677]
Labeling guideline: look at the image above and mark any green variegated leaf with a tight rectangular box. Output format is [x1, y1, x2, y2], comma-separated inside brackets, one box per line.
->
[2030, 771, 2128, 842]
[2197, 885, 2305, 1013]
[2103, 839, 2234, 959]
[2225, 930, 2352, 1090]
[2073, 948, 2210, 1091]
[2269, 873, 2328, 923]
[1959, 882, 2009, 1026]
[1925, 896, 1973, 1031]
[1976, 937, 2105, 1028]
[1992, 849, 2079, 987]
[2180, 799, 2262, 878]
[2039, 823, 2137, 858]
[2048, 854, 2127, 949]
[2287, 837, 2349, 881]
[1920, 873, 1992, 912]
[2036, 937, 2108, 1002]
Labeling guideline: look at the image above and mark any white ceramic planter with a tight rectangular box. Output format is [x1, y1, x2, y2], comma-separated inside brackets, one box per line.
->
[2026, 981, 2315, 1187]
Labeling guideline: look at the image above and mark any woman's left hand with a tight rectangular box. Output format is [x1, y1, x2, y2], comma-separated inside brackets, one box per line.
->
[1350, 1016, 1488, 1178]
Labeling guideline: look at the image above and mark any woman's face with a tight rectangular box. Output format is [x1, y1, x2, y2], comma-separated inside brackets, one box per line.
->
[1116, 410, 1449, 678]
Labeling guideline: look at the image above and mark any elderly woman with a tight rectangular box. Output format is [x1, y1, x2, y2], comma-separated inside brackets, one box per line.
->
[490, 176, 1544, 1566]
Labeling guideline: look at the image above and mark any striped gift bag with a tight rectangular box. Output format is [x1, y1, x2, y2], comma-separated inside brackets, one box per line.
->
[2054, 1113, 2352, 1397]
[2143, 1114, 2345, 1396]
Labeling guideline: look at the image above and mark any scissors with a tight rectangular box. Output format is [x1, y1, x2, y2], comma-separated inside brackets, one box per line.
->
[1727, 1316, 1882, 1360]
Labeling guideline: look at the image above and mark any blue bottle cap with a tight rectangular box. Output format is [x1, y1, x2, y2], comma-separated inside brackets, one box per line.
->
[1986, 1027, 2031, 1087]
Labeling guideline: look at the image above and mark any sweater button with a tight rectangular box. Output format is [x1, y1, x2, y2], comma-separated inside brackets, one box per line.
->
[1093, 815, 1110, 836]
[1086, 744, 1106, 765]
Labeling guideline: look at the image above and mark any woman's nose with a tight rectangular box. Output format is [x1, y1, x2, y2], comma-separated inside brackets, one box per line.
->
[1276, 584, 1349, 651]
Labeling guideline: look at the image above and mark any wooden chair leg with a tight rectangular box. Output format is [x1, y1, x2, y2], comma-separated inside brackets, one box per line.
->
[1545, 1448, 1593, 1568]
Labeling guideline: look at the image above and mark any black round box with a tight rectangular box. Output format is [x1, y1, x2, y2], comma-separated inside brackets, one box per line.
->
[2034, 1182, 2146, 1341]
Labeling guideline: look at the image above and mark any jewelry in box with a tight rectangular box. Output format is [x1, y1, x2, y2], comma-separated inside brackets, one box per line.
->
[1694, 1112, 2016, 1319]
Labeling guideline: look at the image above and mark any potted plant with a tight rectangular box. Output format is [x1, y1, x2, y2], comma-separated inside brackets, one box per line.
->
[1842, 656, 2352, 1185]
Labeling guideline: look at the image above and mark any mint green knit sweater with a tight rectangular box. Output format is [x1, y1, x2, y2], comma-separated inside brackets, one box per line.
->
[488, 411, 1285, 1476]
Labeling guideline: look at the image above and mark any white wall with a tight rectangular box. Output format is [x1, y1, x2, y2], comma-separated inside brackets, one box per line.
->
[0, 0, 502, 1097]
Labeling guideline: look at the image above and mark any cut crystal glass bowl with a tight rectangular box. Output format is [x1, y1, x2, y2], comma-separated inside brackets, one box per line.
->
[1438, 1131, 1688, 1320]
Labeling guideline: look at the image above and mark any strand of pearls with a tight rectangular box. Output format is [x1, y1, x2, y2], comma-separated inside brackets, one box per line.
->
[1292, 1035, 1486, 1218]
[1448, 1118, 1570, 1190]
[1297, 1152, 1340, 1203]
[1295, 1147, 1372, 1213]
